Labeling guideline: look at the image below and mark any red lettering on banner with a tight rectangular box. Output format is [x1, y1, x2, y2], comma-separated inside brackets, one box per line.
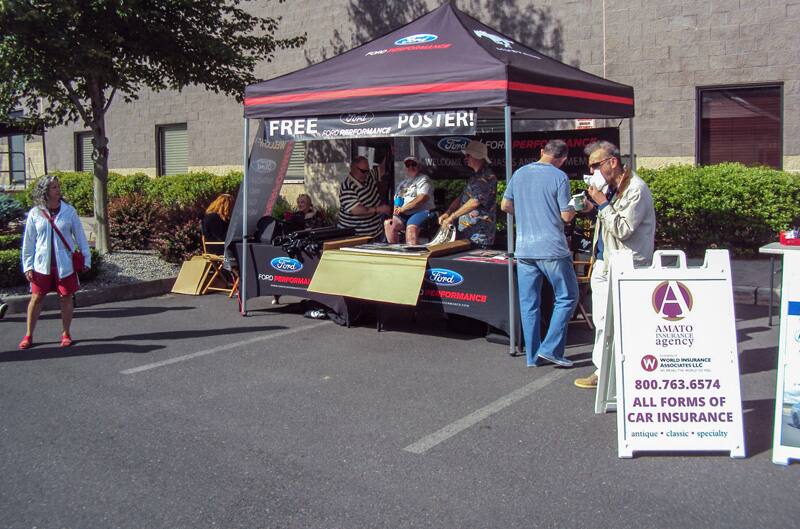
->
[422, 289, 487, 303]
[274, 275, 311, 285]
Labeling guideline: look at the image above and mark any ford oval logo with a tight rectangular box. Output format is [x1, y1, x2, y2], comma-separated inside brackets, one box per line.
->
[340, 112, 374, 126]
[437, 136, 471, 153]
[255, 158, 277, 173]
[394, 34, 438, 46]
[270, 257, 303, 273]
[425, 268, 464, 287]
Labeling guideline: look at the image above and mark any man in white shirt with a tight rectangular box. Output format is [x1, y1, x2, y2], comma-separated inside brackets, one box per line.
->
[384, 156, 435, 245]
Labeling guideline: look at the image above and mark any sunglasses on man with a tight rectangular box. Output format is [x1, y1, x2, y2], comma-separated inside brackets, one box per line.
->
[588, 157, 613, 172]
[404, 161, 418, 168]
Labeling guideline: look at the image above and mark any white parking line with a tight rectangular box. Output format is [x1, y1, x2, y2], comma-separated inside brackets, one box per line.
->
[120, 321, 331, 375]
[403, 368, 571, 454]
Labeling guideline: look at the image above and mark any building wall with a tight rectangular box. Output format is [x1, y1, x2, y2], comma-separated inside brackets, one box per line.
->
[42, 0, 800, 182]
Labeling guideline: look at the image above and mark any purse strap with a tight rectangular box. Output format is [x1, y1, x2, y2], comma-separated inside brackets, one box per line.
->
[39, 208, 76, 253]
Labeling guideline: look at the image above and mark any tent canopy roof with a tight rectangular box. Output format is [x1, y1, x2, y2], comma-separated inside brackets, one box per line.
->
[244, 3, 633, 120]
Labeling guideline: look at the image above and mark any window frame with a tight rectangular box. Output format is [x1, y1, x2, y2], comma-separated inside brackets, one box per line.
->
[74, 131, 93, 172]
[155, 123, 188, 176]
[695, 82, 784, 169]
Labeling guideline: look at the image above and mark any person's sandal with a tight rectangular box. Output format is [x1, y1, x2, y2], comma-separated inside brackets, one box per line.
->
[18, 335, 33, 350]
[60, 333, 73, 347]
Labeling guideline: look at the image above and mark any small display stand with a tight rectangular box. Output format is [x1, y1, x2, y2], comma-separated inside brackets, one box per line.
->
[771, 252, 800, 466]
[596, 249, 745, 458]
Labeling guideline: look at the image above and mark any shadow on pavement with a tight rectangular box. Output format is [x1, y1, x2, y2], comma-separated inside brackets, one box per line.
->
[1, 305, 197, 323]
[742, 397, 775, 458]
[0, 342, 165, 362]
[739, 345, 779, 375]
[79, 325, 286, 343]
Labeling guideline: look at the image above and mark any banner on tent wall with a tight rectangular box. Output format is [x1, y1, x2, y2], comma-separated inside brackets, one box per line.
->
[417, 127, 620, 180]
[225, 121, 293, 259]
[607, 249, 745, 459]
[264, 109, 476, 142]
[772, 252, 800, 465]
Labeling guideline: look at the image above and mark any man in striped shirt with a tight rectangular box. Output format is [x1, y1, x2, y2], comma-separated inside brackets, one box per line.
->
[337, 156, 391, 238]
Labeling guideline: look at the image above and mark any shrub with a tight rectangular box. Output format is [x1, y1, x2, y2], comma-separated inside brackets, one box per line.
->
[639, 163, 800, 256]
[108, 172, 151, 198]
[0, 233, 22, 250]
[0, 193, 25, 230]
[0, 249, 23, 287]
[152, 207, 204, 263]
[0, 247, 101, 287]
[144, 171, 242, 210]
[108, 194, 164, 250]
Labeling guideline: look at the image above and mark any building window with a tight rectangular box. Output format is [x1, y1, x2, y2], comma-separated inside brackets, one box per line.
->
[1, 110, 26, 185]
[75, 132, 93, 171]
[697, 85, 782, 169]
[285, 142, 306, 182]
[156, 123, 188, 176]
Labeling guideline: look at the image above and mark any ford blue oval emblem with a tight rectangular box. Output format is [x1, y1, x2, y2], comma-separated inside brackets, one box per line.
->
[425, 268, 464, 287]
[437, 136, 471, 153]
[394, 34, 438, 46]
[270, 257, 303, 273]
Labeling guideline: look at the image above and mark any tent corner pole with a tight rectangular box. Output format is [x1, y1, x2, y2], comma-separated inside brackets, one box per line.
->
[241, 117, 250, 315]
[504, 105, 516, 356]
[629, 117, 635, 171]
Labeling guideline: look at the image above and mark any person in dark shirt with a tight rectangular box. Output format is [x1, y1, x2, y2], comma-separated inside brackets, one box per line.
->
[202, 194, 234, 253]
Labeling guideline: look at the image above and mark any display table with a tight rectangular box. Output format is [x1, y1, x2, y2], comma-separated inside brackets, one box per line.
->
[236, 241, 522, 336]
[758, 242, 800, 326]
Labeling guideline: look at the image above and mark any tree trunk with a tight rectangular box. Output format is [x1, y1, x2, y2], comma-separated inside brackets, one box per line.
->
[87, 79, 111, 254]
[91, 115, 110, 254]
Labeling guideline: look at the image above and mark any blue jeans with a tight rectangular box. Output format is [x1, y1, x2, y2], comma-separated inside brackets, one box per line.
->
[517, 257, 579, 366]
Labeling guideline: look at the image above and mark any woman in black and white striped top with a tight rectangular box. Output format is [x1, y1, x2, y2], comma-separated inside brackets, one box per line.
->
[337, 156, 391, 238]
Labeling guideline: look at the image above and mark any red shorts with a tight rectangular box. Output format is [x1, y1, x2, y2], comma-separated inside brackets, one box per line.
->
[30, 269, 80, 297]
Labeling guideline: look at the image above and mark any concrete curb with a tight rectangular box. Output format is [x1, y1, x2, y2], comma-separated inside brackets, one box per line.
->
[733, 286, 780, 307]
[4, 277, 177, 315]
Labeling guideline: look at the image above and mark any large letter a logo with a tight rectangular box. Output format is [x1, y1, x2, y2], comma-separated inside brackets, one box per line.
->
[651, 281, 693, 321]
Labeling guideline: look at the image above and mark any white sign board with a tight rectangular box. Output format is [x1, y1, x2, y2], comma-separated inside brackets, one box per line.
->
[575, 118, 595, 130]
[772, 252, 800, 465]
[606, 250, 745, 458]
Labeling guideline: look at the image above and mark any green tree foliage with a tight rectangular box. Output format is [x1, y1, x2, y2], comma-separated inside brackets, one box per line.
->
[0, 0, 305, 253]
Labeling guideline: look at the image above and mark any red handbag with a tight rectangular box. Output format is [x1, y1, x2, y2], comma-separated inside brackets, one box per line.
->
[40, 209, 86, 271]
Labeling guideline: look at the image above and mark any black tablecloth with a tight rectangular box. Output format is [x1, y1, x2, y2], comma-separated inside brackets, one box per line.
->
[235, 242, 553, 337]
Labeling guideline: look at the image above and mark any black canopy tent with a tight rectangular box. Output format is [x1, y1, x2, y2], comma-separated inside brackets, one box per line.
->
[236, 2, 635, 353]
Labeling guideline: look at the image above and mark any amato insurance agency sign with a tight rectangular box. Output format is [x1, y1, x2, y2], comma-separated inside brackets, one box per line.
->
[604, 250, 745, 458]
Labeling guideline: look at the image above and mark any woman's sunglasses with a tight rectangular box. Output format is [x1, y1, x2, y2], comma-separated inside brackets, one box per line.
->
[404, 161, 418, 168]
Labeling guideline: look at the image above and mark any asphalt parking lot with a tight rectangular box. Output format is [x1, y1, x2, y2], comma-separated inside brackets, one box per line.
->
[0, 293, 796, 529]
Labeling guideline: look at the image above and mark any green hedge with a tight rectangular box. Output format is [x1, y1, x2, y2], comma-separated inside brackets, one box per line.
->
[20, 170, 242, 216]
[0, 248, 101, 288]
[639, 163, 800, 256]
[0, 233, 22, 250]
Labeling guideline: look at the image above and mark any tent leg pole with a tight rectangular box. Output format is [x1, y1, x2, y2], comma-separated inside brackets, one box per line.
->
[241, 117, 250, 315]
[629, 117, 635, 171]
[504, 105, 516, 356]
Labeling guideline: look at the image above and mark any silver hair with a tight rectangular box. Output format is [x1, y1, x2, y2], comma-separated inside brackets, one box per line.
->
[543, 139, 568, 158]
[585, 140, 621, 160]
[31, 174, 60, 207]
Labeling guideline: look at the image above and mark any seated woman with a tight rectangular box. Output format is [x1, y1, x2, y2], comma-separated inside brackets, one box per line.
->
[202, 193, 234, 254]
[384, 157, 435, 245]
[285, 193, 328, 229]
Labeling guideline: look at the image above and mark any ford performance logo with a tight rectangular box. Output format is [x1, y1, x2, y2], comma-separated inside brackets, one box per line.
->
[340, 112, 374, 126]
[437, 136, 471, 153]
[270, 257, 303, 273]
[425, 268, 464, 287]
[395, 34, 438, 46]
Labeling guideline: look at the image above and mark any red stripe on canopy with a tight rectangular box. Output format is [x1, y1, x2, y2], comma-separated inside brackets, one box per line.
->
[508, 81, 634, 106]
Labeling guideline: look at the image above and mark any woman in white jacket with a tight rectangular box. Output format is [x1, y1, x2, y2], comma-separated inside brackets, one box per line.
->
[19, 175, 91, 349]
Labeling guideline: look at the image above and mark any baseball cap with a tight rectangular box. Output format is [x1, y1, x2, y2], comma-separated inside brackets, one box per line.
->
[403, 156, 418, 164]
[462, 140, 490, 163]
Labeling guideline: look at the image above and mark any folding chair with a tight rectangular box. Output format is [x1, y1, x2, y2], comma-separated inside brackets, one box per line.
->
[571, 225, 595, 331]
[200, 236, 239, 297]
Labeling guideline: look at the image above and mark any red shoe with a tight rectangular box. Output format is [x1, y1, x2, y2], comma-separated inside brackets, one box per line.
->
[18, 336, 33, 349]
[60, 333, 73, 347]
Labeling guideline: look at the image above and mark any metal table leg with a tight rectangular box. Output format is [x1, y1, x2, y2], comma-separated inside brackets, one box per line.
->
[768, 255, 775, 326]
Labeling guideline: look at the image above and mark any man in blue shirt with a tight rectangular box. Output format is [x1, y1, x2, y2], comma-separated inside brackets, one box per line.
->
[501, 140, 578, 367]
